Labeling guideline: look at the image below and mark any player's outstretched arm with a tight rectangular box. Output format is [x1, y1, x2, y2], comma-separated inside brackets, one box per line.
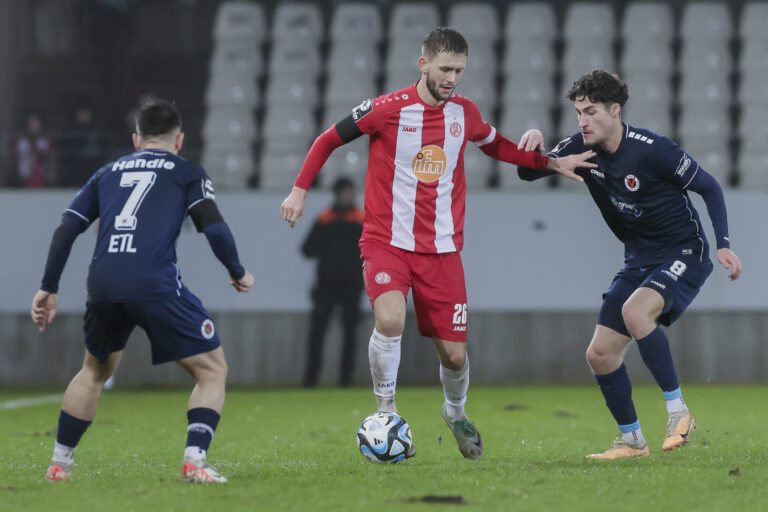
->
[546, 151, 597, 182]
[280, 186, 308, 228]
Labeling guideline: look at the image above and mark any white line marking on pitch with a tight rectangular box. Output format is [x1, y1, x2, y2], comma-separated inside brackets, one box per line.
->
[0, 394, 63, 410]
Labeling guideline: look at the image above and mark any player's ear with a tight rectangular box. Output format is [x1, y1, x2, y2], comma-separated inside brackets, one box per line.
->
[418, 55, 429, 74]
[610, 103, 621, 117]
[175, 131, 185, 153]
[132, 133, 141, 150]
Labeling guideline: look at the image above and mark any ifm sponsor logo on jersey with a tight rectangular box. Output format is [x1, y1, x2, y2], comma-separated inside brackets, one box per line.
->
[112, 158, 175, 171]
[412, 145, 447, 183]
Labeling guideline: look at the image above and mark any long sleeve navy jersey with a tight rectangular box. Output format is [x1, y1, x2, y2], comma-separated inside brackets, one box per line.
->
[518, 124, 730, 267]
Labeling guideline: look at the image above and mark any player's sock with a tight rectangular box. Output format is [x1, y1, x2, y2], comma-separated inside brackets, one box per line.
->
[637, 327, 680, 393]
[619, 420, 647, 448]
[368, 328, 401, 413]
[184, 408, 220, 463]
[440, 357, 469, 421]
[594, 364, 641, 443]
[663, 387, 688, 414]
[52, 411, 92, 464]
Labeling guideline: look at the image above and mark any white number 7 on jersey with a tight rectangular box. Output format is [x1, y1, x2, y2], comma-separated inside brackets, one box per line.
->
[115, 171, 156, 230]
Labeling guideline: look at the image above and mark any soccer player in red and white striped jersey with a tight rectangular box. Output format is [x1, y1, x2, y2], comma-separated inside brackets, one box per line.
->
[281, 27, 596, 459]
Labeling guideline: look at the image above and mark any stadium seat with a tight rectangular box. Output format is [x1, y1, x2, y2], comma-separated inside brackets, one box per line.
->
[678, 74, 731, 108]
[502, 75, 555, 108]
[621, 40, 673, 75]
[261, 106, 316, 151]
[741, 2, 768, 42]
[203, 108, 257, 144]
[463, 142, 496, 191]
[738, 40, 768, 73]
[259, 148, 306, 191]
[623, 105, 673, 135]
[330, 3, 383, 43]
[384, 71, 420, 95]
[209, 40, 262, 79]
[385, 39, 423, 76]
[678, 105, 730, 148]
[201, 144, 254, 189]
[213, 1, 266, 43]
[321, 136, 369, 189]
[505, 3, 556, 44]
[268, 41, 322, 77]
[322, 106, 355, 132]
[738, 72, 768, 104]
[737, 151, 768, 189]
[265, 71, 319, 108]
[447, 3, 499, 43]
[327, 43, 380, 76]
[272, 3, 323, 43]
[683, 143, 731, 185]
[325, 73, 377, 109]
[680, 41, 733, 75]
[737, 106, 768, 151]
[621, 72, 673, 107]
[389, 3, 440, 43]
[205, 74, 259, 108]
[502, 39, 556, 78]
[680, 2, 733, 42]
[500, 104, 554, 144]
[621, 2, 673, 43]
[563, 3, 617, 42]
[562, 42, 616, 80]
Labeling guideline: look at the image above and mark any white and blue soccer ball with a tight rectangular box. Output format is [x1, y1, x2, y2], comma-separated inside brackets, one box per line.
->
[357, 411, 413, 463]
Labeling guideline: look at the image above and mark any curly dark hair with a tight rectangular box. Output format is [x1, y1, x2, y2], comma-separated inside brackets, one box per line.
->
[422, 27, 468, 58]
[566, 70, 629, 107]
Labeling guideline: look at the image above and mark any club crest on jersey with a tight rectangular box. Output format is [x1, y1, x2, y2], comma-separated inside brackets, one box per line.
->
[352, 98, 373, 121]
[374, 272, 391, 285]
[624, 174, 640, 191]
[201, 319, 215, 340]
[449, 121, 462, 138]
[412, 145, 447, 183]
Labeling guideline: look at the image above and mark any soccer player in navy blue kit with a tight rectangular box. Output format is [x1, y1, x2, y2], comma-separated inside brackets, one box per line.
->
[31, 101, 254, 482]
[517, 70, 742, 459]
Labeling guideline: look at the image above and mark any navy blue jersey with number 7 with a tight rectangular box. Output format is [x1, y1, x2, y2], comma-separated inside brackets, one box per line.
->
[66, 149, 216, 302]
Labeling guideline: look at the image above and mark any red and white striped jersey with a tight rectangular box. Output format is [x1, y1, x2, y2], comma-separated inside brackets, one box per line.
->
[353, 83, 496, 254]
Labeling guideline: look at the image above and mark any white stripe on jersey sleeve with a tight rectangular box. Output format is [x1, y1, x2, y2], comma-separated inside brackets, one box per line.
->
[474, 126, 496, 147]
[390, 104, 424, 251]
[434, 103, 463, 253]
[65, 208, 90, 222]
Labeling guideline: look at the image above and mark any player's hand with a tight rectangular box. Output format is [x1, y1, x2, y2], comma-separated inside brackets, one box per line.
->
[717, 248, 742, 281]
[280, 186, 308, 228]
[231, 271, 254, 293]
[31, 290, 58, 332]
[547, 150, 597, 183]
[518, 129, 545, 152]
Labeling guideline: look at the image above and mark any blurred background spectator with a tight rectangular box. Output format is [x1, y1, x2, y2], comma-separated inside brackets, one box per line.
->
[12, 113, 56, 188]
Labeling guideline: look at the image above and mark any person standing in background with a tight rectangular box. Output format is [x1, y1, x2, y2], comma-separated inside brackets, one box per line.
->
[302, 177, 365, 388]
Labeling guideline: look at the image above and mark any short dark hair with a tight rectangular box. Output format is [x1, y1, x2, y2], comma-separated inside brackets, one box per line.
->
[333, 176, 355, 195]
[422, 27, 468, 58]
[566, 70, 629, 107]
[135, 100, 182, 137]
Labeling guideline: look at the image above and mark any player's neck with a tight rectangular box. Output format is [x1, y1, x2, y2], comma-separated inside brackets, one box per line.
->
[416, 78, 445, 107]
[140, 143, 177, 155]
[599, 122, 624, 154]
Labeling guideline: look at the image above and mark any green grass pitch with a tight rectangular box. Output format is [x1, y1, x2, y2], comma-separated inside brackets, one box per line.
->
[1, 386, 766, 511]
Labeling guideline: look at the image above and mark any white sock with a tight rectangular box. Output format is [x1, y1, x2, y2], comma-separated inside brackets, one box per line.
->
[622, 428, 647, 448]
[53, 442, 75, 465]
[440, 357, 470, 421]
[666, 397, 688, 414]
[184, 446, 207, 463]
[368, 328, 401, 412]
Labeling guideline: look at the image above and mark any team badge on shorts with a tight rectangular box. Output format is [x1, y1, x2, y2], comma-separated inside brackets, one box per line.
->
[449, 121, 462, 137]
[375, 272, 391, 285]
[624, 174, 640, 191]
[201, 319, 215, 340]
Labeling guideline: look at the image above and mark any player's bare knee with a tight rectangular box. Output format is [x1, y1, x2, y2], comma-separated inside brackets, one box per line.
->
[376, 312, 405, 338]
[621, 303, 649, 339]
[585, 345, 613, 373]
[444, 351, 466, 371]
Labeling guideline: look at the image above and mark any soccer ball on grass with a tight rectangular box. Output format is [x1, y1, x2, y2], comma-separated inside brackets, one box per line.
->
[356, 411, 413, 463]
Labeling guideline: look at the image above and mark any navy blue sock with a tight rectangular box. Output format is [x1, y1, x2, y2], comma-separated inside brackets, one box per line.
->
[594, 364, 638, 427]
[185, 408, 220, 454]
[637, 327, 680, 392]
[57, 410, 92, 448]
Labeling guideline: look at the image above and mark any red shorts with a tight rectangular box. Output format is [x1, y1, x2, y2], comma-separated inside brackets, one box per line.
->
[360, 242, 468, 342]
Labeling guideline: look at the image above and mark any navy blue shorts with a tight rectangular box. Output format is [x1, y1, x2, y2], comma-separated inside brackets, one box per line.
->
[83, 287, 221, 365]
[598, 253, 713, 336]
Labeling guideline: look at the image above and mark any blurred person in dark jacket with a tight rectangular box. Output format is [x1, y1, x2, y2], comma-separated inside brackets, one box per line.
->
[302, 177, 364, 387]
